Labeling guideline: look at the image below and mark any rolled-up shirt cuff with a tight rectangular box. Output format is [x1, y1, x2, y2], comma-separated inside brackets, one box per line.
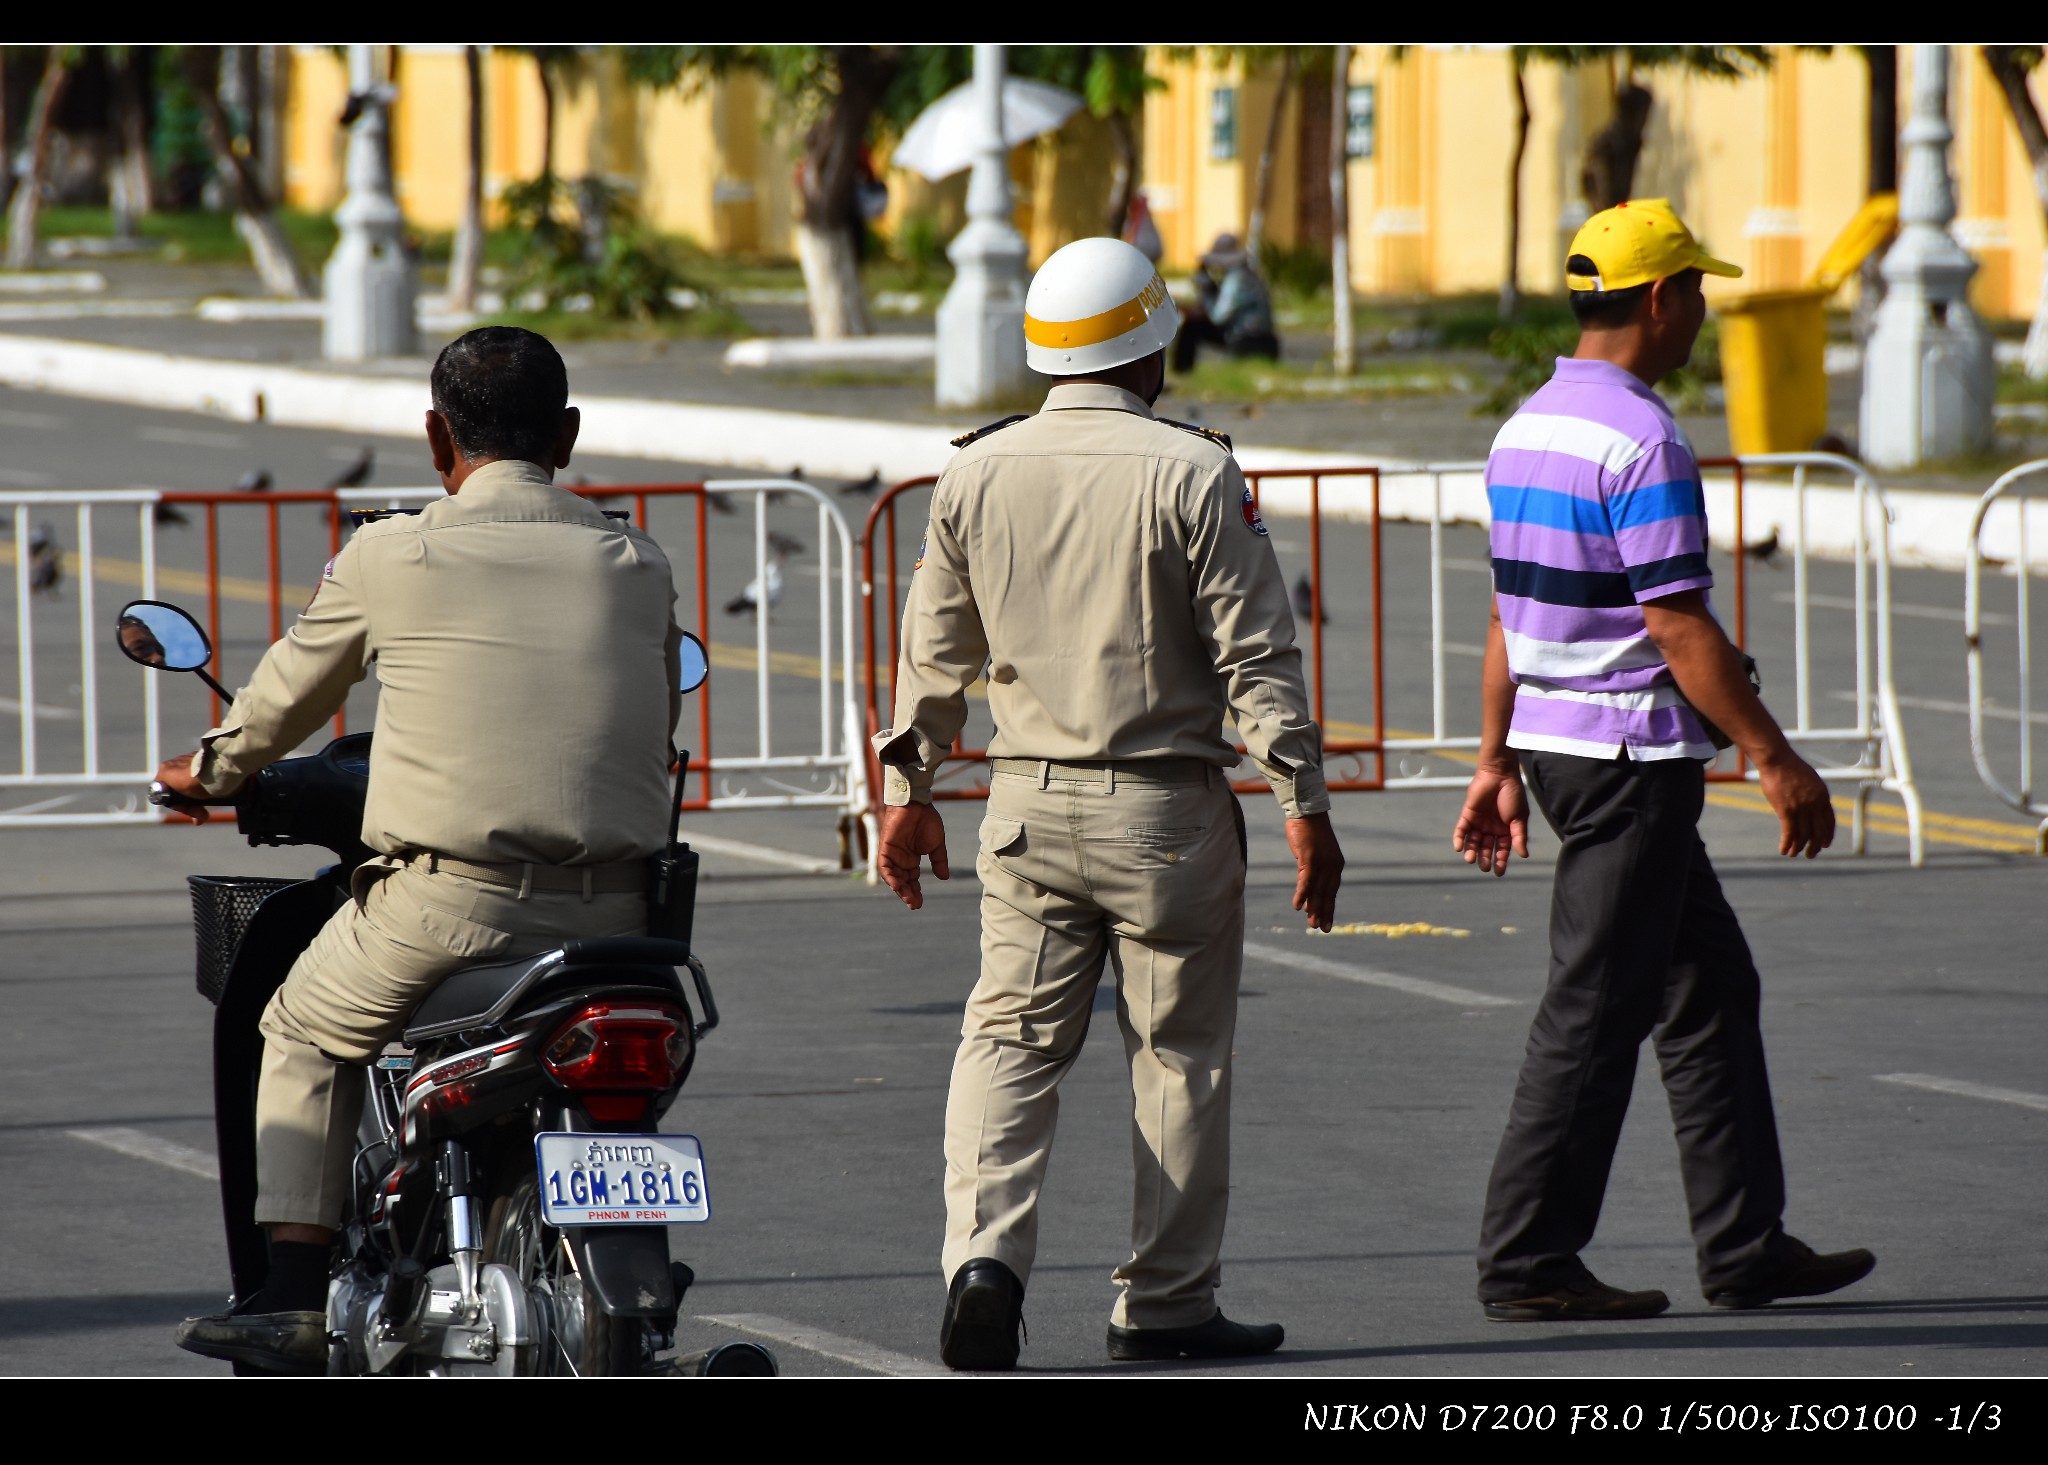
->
[1271, 764, 1330, 819]
[883, 765, 934, 807]
[194, 728, 252, 796]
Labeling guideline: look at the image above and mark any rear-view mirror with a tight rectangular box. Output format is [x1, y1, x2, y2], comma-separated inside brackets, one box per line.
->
[679, 632, 709, 694]
[116, 600, 212, 672]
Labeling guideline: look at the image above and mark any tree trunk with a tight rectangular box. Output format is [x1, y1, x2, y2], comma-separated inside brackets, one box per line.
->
[1853, 46, 1899, 346]
[448, 45, 486, 313]
[1330, 44, 1355, 376]
[185, 46, 314, 298]
[1502, 52, 1531, 320]
[1104, 110, 1137, 236]
[795, 46, 898, 339]
[537, 58, 556, 180]
[5, 49, 72, 272]
[1984, 48, 2048, 379]
[1580, 76, 1654, 211]
[111, 48, 155, 238]
[1246, 49, 1297, 263]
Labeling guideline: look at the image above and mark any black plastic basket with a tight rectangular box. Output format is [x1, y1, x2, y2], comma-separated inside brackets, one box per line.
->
[188, 875, 299, 1005]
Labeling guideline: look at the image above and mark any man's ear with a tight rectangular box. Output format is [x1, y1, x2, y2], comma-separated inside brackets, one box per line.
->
[554, 406, 581, 470]
[425, 410, 458, 476]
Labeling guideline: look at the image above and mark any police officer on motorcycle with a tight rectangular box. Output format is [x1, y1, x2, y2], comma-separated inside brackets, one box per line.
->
[165, 327, 684, 1372]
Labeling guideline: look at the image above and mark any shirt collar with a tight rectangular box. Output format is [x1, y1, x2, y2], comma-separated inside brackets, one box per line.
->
[451, 459, 561, 494]
[1552, 356, 1661, 400]
[1040, 381, 1155, 418]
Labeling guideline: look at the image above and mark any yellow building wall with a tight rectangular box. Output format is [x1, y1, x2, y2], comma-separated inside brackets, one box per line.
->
[272, 45, 2044, 320]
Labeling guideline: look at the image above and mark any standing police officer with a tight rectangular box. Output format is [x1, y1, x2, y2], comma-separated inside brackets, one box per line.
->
[875, 237, 1345, 1370]
[164, 327, 684, 1372]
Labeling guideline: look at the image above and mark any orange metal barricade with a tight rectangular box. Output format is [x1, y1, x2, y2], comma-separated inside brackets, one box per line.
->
[156, 483, 721, 807]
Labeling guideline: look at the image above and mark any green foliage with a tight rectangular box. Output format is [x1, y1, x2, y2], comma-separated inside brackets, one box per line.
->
[1997, 362, 2048, 403]
[1010, 46, 1159, 120]
[892, 211, 948, 286]
[1478, 316, 1581, 414]
[1259, 241, 1332, 300]
[150, 47, 213, 185]
[496, 174, 683, 323]
[618, 45, 969, 140]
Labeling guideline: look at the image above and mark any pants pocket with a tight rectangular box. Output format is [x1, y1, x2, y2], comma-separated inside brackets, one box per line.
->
[397, 870, 517, 961]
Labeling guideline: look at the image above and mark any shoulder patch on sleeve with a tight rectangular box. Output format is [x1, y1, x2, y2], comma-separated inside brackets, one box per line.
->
[1157, 417, 1233, 452]
[1240, 487, 1269, 537]
[950, 414, 1029, 449]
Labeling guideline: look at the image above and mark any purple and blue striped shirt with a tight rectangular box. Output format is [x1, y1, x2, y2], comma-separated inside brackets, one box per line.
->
[1487, 357, 1716, 762]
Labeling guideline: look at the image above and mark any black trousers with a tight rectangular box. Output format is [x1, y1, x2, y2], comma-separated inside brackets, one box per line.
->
[1476, 752, 1794, 1302]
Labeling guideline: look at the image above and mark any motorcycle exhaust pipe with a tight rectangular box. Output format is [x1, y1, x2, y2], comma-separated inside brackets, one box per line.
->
[671, 1341, 779, 1377]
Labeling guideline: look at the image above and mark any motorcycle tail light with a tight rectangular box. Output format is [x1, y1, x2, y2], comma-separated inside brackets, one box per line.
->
[542, 1003, 691, 1094]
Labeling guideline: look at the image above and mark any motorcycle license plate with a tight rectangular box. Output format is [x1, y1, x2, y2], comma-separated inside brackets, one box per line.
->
[534, 1132, 709, 1227]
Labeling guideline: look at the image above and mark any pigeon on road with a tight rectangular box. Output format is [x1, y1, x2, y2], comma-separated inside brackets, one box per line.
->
[27, 523, 62, 596]
[839, 470, 883, 495]
[324, 449, 374, 491]
[1290, 572, 1325, 624]
[723, 532, 803, 616]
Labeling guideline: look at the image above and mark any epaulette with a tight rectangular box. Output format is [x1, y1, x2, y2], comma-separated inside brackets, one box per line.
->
[950, 414, 1028, 449]
[601, 510, 632, 522]
[1158, 417, 1233, 452]
[347, 507, 424, 528]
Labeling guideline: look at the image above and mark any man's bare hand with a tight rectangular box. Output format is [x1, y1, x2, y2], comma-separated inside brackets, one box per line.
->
[1453, 764, 1530, 876]
[877, 802, 950, 910]
[1285, 812, 1344, 932]
[1757, 751, 1835, 859]
[153, 752, 221, 826]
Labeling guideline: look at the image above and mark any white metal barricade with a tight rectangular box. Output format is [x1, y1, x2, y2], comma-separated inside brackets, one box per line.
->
[1, 480, 870, 853]
[1965, 458, 2048, 854]
[1247, 452, 1923, 863]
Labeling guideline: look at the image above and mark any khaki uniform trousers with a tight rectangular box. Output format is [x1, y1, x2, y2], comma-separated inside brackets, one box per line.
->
[254, 856, 646, 1229]
[943, 758, 1247, 1329]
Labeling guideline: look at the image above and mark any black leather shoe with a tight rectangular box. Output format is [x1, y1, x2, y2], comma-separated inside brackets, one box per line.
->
[1709, 1239, 1876, 1310]
[940, 1258, 1025, 1371]
[1483, 1275, 1670, 1322]
[1106, 1309, 1283, 1361]
[174, 1309, 327, 1373]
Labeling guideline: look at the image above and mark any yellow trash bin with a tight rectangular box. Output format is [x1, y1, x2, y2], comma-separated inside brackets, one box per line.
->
[1714, 286, 1830, 456]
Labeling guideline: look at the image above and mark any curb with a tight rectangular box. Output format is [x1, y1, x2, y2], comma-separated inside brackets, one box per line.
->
[0, 332, 2036, 571]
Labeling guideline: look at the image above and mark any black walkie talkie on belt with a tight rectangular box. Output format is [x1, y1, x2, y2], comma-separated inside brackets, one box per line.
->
[647, 749, 700, 955]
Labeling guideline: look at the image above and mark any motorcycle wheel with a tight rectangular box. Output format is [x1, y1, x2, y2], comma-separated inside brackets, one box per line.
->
[484, 1169, 648, 1376]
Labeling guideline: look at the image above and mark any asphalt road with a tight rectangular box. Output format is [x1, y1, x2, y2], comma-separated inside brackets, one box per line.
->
[1, 387, 2044, 1377]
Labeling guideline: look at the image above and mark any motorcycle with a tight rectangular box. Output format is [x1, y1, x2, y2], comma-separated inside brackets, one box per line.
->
[116, 596, 775, 1377]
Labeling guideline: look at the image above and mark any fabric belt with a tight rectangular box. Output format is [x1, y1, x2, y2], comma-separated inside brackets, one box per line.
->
[990, 756, 1214, 790]
[397, 850, 647, 898]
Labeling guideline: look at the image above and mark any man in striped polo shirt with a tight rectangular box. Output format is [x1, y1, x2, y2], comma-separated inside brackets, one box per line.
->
[1453, 199, 1875, 1321]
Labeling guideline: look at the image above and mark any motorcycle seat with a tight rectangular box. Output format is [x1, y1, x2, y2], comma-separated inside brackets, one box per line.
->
[403, 937, 692, 1044]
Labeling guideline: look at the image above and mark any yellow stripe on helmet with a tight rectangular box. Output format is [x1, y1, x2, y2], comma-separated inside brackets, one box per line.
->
[1023, 274, 1170, 350]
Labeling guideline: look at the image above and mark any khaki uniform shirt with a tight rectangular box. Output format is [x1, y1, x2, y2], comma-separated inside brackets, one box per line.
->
[874, 381, 1327, 818]
[195, 460, 683, 865]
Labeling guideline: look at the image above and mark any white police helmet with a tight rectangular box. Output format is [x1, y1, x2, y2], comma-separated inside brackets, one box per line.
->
[1024, 236, 1179, 376]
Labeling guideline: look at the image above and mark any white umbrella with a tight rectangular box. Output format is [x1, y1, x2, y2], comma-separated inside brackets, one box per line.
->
[889, 77, 1085, 182]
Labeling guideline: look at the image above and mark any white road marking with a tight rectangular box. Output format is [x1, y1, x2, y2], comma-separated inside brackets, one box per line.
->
[1443, 641, 1486, 657]
[1443, 556, 1493, 573]
[68, 1126, 220, 1180]
[1779, 590, 2010, 626]
[1874, 1073, 2048, 1113]
[0, 408, 66, 430]
[1831, 689, 2048, 726]
[694, 1312, 949, 1376]
[136, 424, 247, 451]
[0, 466, 53, 486]
[1242, 941, 1519, 1008]
[682, 831, 845, 875]
[0, 696, 81, 720]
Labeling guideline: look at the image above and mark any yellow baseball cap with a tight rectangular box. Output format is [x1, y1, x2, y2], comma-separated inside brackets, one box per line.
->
[1566, 198, 1742, 293]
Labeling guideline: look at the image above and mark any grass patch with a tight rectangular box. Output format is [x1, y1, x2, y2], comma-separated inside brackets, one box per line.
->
[1997, 362, 2048, 404]
[33, 205, 337, 266]
[1173, 354, 1476, 403]
[485, 303, 752, 342]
